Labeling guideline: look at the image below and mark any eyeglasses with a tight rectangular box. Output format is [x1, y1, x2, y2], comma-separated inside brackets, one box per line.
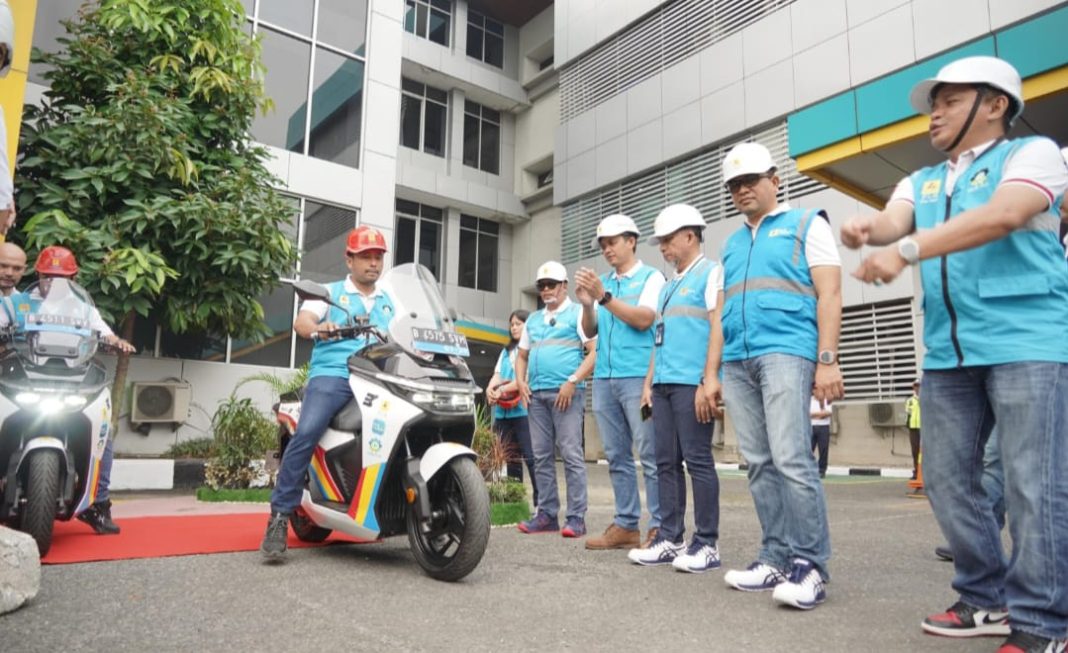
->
[725, 173, 772, 193]
[536, 280, 560, 291]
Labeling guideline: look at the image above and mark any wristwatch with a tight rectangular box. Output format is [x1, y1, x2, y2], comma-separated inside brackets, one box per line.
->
[818, 350, 837, 365]
[897, 236, 920, 265]
[598, 291, 613, 306]
[566, 374, 579, 384]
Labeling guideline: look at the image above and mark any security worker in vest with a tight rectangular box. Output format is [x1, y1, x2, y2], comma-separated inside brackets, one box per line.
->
[704, 142, 843, 610]
[574, 214, 665, 551]
[514, 261, 595, 537]
[628, 204, 722, 573]
[842, 56, 1068, 649]
[905, 379, 921, 480]
[261, 225, 395, 560]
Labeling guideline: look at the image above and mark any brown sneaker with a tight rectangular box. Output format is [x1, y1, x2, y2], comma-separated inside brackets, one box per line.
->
[585, 523, 640, 550]
[641, 527, 659, 549]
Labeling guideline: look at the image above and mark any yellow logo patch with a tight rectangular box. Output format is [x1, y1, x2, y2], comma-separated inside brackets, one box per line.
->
[920, 180, 942, 202]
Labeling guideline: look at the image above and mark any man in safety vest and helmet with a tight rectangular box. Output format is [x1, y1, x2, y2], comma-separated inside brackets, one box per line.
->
[704, 141, 844, 609]
[261, 225, 395, 560]
[842, 56, 1068, 650]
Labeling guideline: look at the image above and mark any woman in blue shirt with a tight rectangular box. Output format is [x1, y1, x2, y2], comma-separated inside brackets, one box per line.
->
[486, 309, 537, 508]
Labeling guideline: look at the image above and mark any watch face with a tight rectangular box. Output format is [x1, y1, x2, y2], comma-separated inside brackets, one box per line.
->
[819, 351, 835, 364]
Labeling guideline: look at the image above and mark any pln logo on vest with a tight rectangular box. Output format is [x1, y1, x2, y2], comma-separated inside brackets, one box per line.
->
[338, 295, 350, 306]
[920, 180, 942, 203]
[967, 168, 989, 192]
[767, 228, 792, 238]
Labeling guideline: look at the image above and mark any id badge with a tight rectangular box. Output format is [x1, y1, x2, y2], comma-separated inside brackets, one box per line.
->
[654, 322, 664, 346]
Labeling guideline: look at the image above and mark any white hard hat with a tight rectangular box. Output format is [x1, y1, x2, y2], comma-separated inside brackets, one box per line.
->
[647, 204, 705, 245]
[0, 0, 13, 77]
[909, 56, 1024, 125]
[535, 260, 567, 282]
[590, 214, 640, 249]
[722, 142, 776, 184]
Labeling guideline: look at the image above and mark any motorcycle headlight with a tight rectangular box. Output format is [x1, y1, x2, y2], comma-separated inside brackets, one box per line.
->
[15, 391, 91, 413]
[410, 392, 474, 413]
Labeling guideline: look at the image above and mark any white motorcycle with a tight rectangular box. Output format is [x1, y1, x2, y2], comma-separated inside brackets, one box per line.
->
[275, 263, 489, 581]
[0, 278, 113, 555]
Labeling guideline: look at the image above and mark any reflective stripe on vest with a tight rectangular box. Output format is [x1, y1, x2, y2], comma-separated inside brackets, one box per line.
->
[527, 302, 585, 391]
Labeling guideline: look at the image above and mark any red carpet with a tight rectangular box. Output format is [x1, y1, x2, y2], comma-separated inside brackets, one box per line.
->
[41, 513, 371, 565]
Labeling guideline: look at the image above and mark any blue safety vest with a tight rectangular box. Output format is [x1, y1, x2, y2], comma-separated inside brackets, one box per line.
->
[720, 208, 821, 363]
[653, 258, 714, 385]
[307, 281, 395, 379]
[593, 264, 660, 379]
[911, 137, 1068, 369]
[492, 347, 528, 419]
[526, 302, 585, 391]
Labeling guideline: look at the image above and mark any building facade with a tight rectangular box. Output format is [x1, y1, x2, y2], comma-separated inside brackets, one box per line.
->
[7, 0, 1067, 465]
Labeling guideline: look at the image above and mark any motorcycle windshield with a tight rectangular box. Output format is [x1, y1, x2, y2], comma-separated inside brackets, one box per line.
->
[377, 263, 467, 357]
[8, 278, 99, 369]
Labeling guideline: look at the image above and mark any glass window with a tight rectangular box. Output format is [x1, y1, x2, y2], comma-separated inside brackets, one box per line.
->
[458, 215, 498, 292]
[399, 78, 448, 157]
[462, 101, 500, 175]
[300, 201, 357, 283]
[466, 10, 504, 69]
[308, 48, 363, 168]
[230, 286, 296, 367]
[394, 200, 443, 279]
[251, 28, 311, 153]
[405, 0, 450, 46]
[317, 0, 368, 56]
[258, 0, 314, 36]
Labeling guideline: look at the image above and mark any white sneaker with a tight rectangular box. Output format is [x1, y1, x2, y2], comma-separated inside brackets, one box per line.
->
[671, 541, 721, 573]
[627, 537, 684, 566]
[724, 561, 787, 591]
[772, 558, 827, 609]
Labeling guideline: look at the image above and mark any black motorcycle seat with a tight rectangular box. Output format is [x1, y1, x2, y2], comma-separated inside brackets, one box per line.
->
[329, 398, 362, 432]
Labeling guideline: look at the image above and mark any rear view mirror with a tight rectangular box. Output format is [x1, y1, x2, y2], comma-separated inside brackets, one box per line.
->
[290, 280, 331, 303]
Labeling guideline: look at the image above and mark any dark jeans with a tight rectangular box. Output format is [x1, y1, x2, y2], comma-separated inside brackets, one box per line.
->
[810, 424, 830, 475]
[494, 416, 538, 507]
[651, 384, 720, 546]
[271, 375, 353, 514]
[908, 428, 921, 478]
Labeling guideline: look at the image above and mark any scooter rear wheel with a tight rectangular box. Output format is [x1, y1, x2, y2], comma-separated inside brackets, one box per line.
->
[407, 457, 490, 582]
[21, 450, 61, 556]
[290, 508, 331, 543]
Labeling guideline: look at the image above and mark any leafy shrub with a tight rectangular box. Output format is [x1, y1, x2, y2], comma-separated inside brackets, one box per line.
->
[204, 396, 278, 489]
[163, 437, 216, 459]
[488, 480, 526, 504]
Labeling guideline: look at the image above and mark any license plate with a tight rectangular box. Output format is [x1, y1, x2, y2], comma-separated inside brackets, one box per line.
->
[411, 327, 470, 357]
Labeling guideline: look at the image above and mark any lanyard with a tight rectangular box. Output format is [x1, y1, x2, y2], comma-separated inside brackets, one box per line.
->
[658, 256, 704, 316]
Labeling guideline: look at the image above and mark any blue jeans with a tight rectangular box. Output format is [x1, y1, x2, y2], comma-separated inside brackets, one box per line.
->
[982, 429, 1006, 533]
[271, 375, 354, 514]
[593, 377, 660, 531]
[97, 437, 114, 503]
[494, 416, 538, 507]
[651, 384, 719, 545]
[723, 354, 831, 579]
[922, 363, 1068, 639]
[527, 388, 587, 521]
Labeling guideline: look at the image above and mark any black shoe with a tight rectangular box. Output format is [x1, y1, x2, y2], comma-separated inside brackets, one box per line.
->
[77, 500, 121, 535]
[260, 511, 290, 560]
[1000, 629, 1068, 652]
[934, 545, 954, 562]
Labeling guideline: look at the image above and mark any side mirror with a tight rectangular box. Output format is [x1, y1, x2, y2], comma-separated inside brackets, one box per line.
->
[290, 280, 331, 303]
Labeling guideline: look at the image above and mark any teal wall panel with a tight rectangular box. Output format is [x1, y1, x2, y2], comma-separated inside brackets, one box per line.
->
[787, 91, 857, 158]
[996, 5, 1068, 78]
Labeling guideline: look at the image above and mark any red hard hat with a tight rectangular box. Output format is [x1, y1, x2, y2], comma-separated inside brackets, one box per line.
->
[35, 245, 79, 277]
[347, 225, 388, 254]
[497, 390, 520, 410]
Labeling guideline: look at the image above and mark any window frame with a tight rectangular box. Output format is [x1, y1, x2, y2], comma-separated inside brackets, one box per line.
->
[400, 78, 449, 157]
[466, 9, 504, 69]
[394, 200, 445, 280]
[405, 0, 451, 46]
[462, 100, 501, 175]
[458, 214, 499, 292]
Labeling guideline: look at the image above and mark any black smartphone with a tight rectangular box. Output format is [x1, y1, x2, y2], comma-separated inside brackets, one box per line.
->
[640, 404, 652, 421]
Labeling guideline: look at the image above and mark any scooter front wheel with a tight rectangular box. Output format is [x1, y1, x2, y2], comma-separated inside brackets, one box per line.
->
[406, 457, 490, 582]
[21, 450, 61, 556]
[290, 508, 331, 542]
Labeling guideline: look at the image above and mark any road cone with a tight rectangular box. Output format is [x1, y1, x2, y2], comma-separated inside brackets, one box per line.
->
[907, 451, 925, 498]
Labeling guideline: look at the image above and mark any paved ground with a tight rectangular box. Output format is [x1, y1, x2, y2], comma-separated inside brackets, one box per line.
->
[4, 465, 1002, 653]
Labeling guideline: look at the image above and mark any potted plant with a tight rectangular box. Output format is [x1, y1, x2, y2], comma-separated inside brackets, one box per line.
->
[472, 404, 531, 526]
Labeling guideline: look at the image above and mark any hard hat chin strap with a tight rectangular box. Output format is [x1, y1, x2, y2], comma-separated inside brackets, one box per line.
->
[943, 86, 986, 153]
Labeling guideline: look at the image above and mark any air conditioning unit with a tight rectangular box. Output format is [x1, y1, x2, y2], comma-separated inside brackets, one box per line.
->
[131, 382, 192, 424]
[868, 401, 906, 428]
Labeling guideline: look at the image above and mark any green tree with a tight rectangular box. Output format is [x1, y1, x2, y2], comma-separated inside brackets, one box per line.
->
[15, 0, 296, 424]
